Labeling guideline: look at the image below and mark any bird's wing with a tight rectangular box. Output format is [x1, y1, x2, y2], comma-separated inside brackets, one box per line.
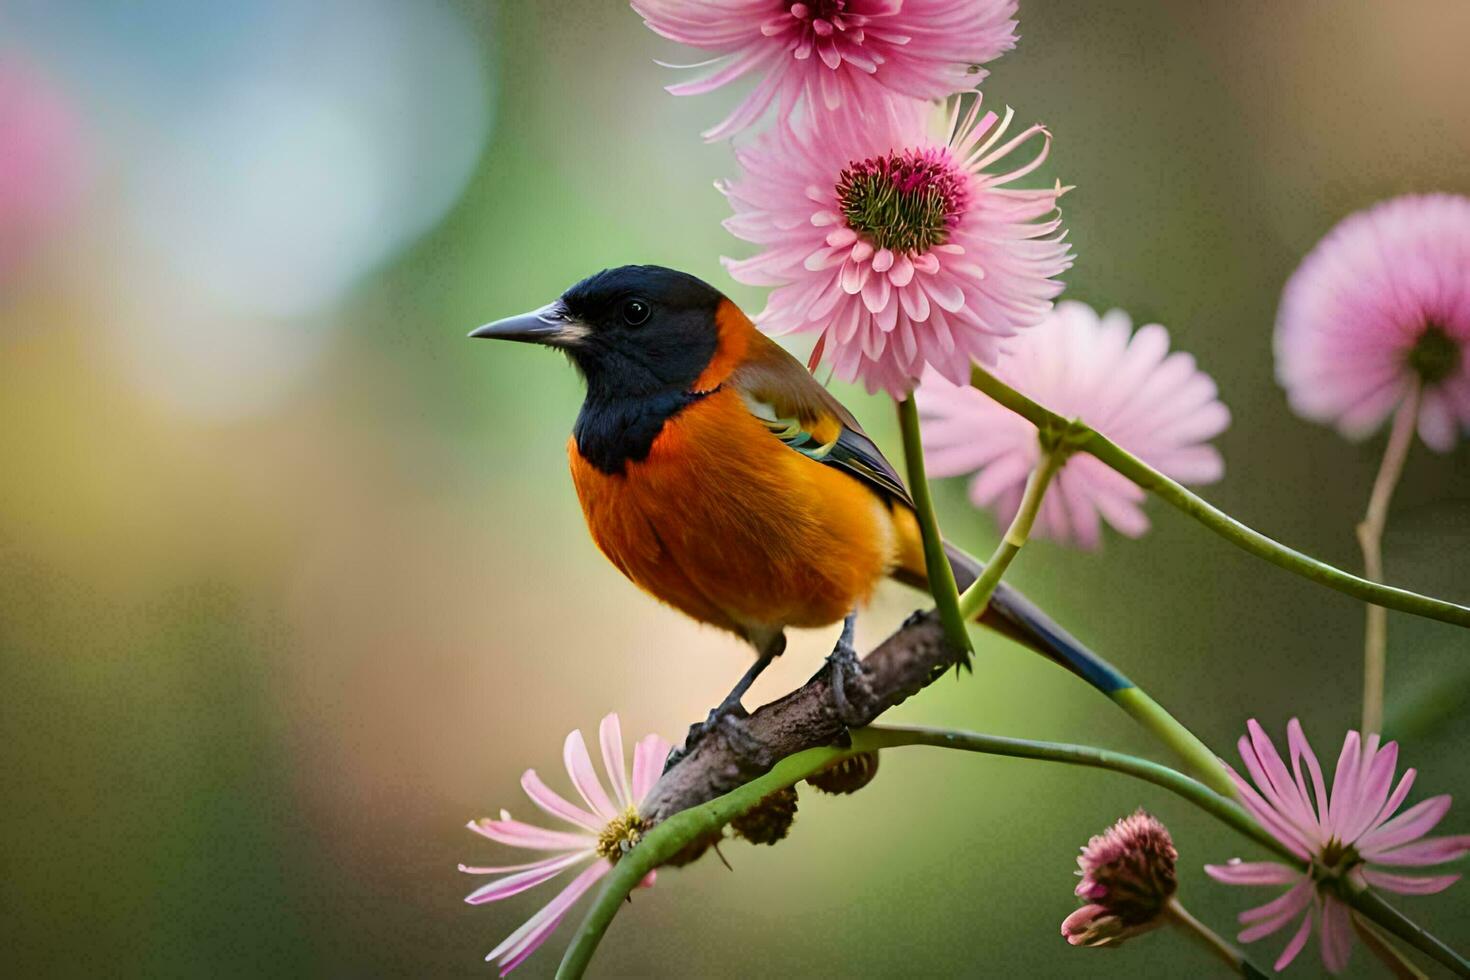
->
[730, 333, 914, 508]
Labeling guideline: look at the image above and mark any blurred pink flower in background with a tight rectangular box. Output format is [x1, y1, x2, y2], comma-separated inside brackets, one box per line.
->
[1206, 719, 1470, 974]
[1275, 193, 1470, 452]
[918, 301, 1228, 548]
[723, 96, 1070, 396]
[461, 714, 671, 976]
[0, 57, 85, 278]
[632, 0, 1018, 140]
[1061, 809, 1178, 948]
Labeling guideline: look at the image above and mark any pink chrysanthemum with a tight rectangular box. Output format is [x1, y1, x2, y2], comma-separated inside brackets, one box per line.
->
[918, 301, 1229, 548]
[1206, 719, 1470, 975]
[461, 714, 672, 976]
[1061, 809, 1178, 948]
[0, 58, 85, 277]
[723, 96, 1071, 396]
[1275, 193, 1470, 452]
[631, 0, 1018, 141]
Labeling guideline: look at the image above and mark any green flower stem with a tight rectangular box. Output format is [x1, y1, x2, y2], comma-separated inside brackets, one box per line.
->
[860, 725, 1283, 854]
[896, 397, 973, 657]
[1111, 687, 1236, 799]
[556, 743, 852, 980]
[1165, 897, 1267, 978]
[968, 365, 1470, 629]
[908, 396, 1234, 799]
[1359, 382, 1421, 735]
[1350, 911, 1432, 980]
[956, 444, 1064, 621]
[557, 725, 1293, 980]
[1343, 886, 1470, 978]
[558, 726, 1468, 978]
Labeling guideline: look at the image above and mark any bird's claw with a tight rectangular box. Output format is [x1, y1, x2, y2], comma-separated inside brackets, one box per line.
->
[664, 701, 765, 773]
[824, 632, 870, 729]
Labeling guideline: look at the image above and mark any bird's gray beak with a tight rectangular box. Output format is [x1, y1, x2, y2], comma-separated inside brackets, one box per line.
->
[469, 302, 584, 347]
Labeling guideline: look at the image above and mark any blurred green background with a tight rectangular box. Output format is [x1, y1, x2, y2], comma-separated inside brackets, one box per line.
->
[2, 1, 1468, 976]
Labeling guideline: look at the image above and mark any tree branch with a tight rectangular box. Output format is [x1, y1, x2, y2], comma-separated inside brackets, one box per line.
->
[640, 608, 962, 823]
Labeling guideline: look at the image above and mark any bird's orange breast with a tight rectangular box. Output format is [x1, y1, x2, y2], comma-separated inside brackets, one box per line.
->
[567, 388, 899, 646]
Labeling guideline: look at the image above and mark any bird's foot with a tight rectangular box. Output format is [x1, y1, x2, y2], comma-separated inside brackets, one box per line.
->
[663, 699, 766, 773]
[823, 625, 871, 729]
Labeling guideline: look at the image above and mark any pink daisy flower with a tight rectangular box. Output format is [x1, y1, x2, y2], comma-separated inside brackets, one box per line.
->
[1061, 809, 1178, 948]
[918, 301, 1229, 548]
[461, 714, 672, 976]
[1206, 718, 1470, 975]
[723, 95, 1071, 396]
[0, 58, 85, 277]
[1275, 193, 1470, 452]
[631, 0, 1019, 141]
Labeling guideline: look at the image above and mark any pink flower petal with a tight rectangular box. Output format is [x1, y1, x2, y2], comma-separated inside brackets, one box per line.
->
[631, 733, 670, 804]
[485, 860, 611, 971]
[598, 714, 632, 810]
[1318, 895, 1354, 974]
[1360, 869, 1461, 895]
[468, 816, 597, 852]
[1242, 720, 1320, 844]
[1272, 906, 1315, 972]
[1204, 860, 1302, 886]
[1366, 834, 1470, 867]
[464, 851, 591, 905]
[459, 851, 586, 876]
[1327, 730, 1365, 836]
[1287, 718, 1331, 825]
[916, 300, 1226, 547]
[1357, 794, 1451, 855]
[1237, 878, 1314, 942]
[521, 769, 603, 833]
[563, 729, 618, 821]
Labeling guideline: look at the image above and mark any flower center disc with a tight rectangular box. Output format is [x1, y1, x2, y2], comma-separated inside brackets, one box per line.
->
[596, 808, 646, 861]
[1408, 323, 1462, 385]
[837, 149, 967, 255]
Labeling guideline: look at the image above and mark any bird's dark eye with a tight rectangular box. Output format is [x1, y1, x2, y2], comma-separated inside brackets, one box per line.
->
[620, 298, 651, 326]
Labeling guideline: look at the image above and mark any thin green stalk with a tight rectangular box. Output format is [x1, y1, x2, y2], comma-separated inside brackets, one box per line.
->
[957, 445, 1064, 620]
[1359, 383, 1421, 735]
[861, 725, 1282, 854]
[968, 365, 1470, 629]
[1111, 687, 1236, 798]
[896, 397, 973, 657]
[558, 726, 1469, 978]
[556, 725, 1293, 979]
[556, 743, 853, 979]
[1343, 886, 1470, 977]
[1351, 912, 1430, 980]
[1165, 897, 1266, 978]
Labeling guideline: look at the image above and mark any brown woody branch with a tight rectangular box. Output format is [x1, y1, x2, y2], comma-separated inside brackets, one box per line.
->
[640, 609, 967, 824]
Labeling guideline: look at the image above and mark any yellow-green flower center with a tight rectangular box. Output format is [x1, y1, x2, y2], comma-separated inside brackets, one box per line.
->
[595, 807, 646, 862]
[836, 149, 968, 255]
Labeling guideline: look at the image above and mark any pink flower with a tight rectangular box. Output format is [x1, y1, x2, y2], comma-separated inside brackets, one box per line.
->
[0, 58, 85, 277]
[631, 0, 1018, 141]
[1275, 193, 1470, 452]
[723, 95, 1071, 396]
[1061, 809, 1178, 948]
[1206, 719, 1470, 975]
[918, 301, 1229, 548]
[461, 714, 672, 976]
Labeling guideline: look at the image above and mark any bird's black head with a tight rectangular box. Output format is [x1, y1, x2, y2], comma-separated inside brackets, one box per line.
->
[471, 265, 725, 399]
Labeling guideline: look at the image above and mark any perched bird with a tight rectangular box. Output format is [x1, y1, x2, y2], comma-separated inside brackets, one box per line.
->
[471, 265, 1112, 741]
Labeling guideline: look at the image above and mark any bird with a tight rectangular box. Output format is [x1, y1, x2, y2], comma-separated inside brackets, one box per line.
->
[470, 265, 1114, 745]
